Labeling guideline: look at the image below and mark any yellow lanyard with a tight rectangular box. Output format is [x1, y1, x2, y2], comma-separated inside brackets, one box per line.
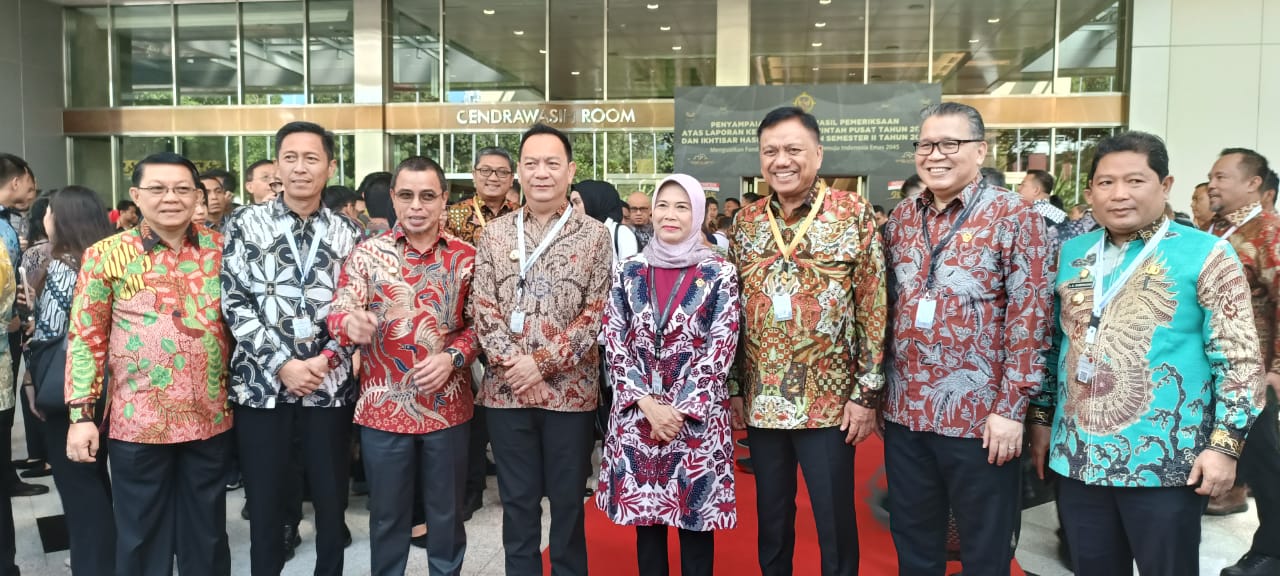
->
[764, 181, 829, 262]
[471, 199, 488, 228]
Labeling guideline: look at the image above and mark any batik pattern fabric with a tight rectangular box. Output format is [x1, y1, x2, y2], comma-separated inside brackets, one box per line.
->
[221, 198, 362, 409]
[444, 197, 518, 245]
[65, 224, 232, 444]
[1033, 220, 1263, 487]
[883, 179, 1053, 439]
[0, 208, 21, 271]
[468, 206, 613, 412]
[1033, 199, 1067, 226]
[328, 227, 479, 435]
[729, 185, 887, 430]
[33, 259, 75, 342]
[0, 242, 13, 411]
[1206, 203, 1280, 372]
[18, 240, 51, 322]
[1050, 211, 1099, 249]
[595, 254, 740, 531]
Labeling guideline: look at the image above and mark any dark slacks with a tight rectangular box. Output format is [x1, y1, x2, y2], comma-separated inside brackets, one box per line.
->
[466, 405, 489, 498]
[747, 426, 858, 576]
[635, 525, 714, 576]
[363, 423, 469, 576]
[46, 415, 115, 575]
[14, 335, 44, 463]
[884, 422, 1020, 576]
[109, 433, 231, 576]
[0, 409, 18, 488]
[1242, 401, 1280, 557]
[1057, 476, 1204, 575]
[488, 408, 594, 576]
[236, 403, 353, 576]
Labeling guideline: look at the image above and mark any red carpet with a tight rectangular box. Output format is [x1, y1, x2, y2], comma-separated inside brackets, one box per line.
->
[544, 432, 1027, 575]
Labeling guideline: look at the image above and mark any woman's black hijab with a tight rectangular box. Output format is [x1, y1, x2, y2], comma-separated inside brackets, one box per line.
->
[573, 180, 625, 224]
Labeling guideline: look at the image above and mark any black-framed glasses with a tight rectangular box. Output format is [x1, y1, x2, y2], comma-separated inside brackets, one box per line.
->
[137, 185, 199, 197]
[475, 167, 513, 179]
[913, 139, 983, 156]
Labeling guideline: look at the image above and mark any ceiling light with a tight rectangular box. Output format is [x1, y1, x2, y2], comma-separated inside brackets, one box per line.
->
[907, 3, 924, 9]
[811, 67, 820, 71]
[811, 42, 823, 47]
[886, 44, 900, 50]
[659, 25, 671, 31]
[672, 45, 682, 51]
[538, 49, 547, 54]
[968, 38, 980, 43]
[570, 70, 581, 76]
[647, 3, 659, 9]
[987, 17, 1000, 23]
[483, 8, 495, 15]
[818, 0, 831, 4]
[814, 22, 827, 28]
[848, 72, 857, 77]
[513, 30, 524, 36]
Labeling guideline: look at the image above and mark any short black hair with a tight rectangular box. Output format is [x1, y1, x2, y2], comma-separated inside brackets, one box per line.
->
[902, 174, 924, 195]
[519, 124, 572, 159]
[920, 102, 986, 139]
[247, 159, 275, 178]
[199, 167, 237, 193]
[1089, 131, 1171, 181]
[724, 197, 741, 207]
[1025, 169, 1055, 195]
[1220, 147, 1271, 183]
[979, 167, 1006, 188]
[0, 153, 32, 186]
[132, 152, 201, 188]
[1264, 169, 1278, 193]
[873, 204, 886, 216]
[476, 147, 516, 171]
[392, 156, 448, 192]
[275, 121, 336, 161]
[705, 197, 719, 208]
[757, 106, 821, 141]
[323, 185, 358, 211]
[116, 199, 138, 212]
[743, 192, 762, 203]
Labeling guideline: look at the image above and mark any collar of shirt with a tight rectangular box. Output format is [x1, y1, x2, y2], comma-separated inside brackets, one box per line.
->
[1213, 201, 1263, 229]
[767, 181, 820, 221]
[917, 178, 982, 214]
[270, 195, 331, 227]
[474, 197, 518, 219]
[392, 225, 449, 255]
[139, 221, 200, 252]
[522, 201, 569, 220]
[1105, 215, 1168, 245]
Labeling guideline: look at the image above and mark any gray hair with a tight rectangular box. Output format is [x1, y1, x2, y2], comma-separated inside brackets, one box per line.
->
[476, 147, 515, 171]
[920, 102, 985, 140]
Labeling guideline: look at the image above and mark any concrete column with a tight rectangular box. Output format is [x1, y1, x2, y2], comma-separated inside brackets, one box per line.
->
[351, 0, 387, 176]
[715, 0, 750, 86]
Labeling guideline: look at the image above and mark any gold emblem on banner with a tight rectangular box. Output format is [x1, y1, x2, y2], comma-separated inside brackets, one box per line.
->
[793, 92, 816, 113]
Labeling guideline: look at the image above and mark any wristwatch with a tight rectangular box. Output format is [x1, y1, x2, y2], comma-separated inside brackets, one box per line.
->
[447, 348, 465, 369]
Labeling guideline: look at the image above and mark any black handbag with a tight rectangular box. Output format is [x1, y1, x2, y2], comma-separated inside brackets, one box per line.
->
[27, 335, 67, 414]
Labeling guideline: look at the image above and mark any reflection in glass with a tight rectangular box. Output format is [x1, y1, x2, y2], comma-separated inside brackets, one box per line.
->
[550, 0, 603, 100]
[176, 4, 239, 106]
[180, 137, 243, 200]
[1056, 127, 1116, 204]
[751, 0, 864, 85]
[391, 0, 441, 103]
[443, 0, 545, 102]
[309, 0, 355, 103]
[1056, 1, 1125, 93]
[243, 1, 305, 105]
[70, 137, 113, 203]
[66, 8, 111, 107]
[609, 0, 716, 98]
[867, 0, 929, 83]
[332, 134, 356, 186]
[119, 136, 176, 194]
[935, 0, 1056, 95]
[113, 4, 175, 106]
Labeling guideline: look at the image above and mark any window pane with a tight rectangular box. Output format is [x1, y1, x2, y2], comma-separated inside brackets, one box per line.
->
[606, 133, 628, 175]
[935, 0, 1056, 95]
[332, 134, 356, 186]
[656, 132, 674, 174]
[70, 137, 113, 204]
[243, 1, 305, 105]
[1057, 1, 1124, 93]
[448, 134, 475, 174]
[243, 135, 275, 169]
[390, 0, 441, 103]
[631, 133, 656, 174]
[120, 136, 176, 194]
[867, 0, 929, 83]
[113, 5, 174, 106]
[443, 0, 545, 102]
[497, 133, 521, 158]
[309, 0, 355, 103]
[751, 0, 864, 85]
[181, 136, 243, 200]
[609, 0, 716, 98]
[571, 134, 597, 181]
[66, 8, 111, 107]
[549, 0, 603, 100]
[176, 4, 239, 106]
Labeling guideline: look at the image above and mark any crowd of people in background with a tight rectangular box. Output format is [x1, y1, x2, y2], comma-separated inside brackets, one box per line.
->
[0, 99, 1272, 576]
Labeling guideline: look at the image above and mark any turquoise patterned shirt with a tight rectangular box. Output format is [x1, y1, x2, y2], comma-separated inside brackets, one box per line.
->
[1032, 220, 1264, 487]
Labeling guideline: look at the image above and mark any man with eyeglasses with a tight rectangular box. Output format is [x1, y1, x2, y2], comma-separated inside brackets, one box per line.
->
[625, 192, 654, 248]
[66, 151, 233, 576]
[882, 102, 1053, 575]
[200, 168, 240, 232]
[245, 159, 283, 205]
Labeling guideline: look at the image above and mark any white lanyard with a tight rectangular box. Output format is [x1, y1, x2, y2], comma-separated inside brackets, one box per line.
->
[280, 216, 327, 310]
[1213, 205, 1262, 239]
[1085, 219, 1170, 345]
[514, 205, 573, 303]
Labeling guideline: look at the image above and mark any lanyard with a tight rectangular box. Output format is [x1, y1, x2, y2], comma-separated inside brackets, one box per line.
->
[280, 216, 327, 309]
[765, 181, 829, 263]
[921, 188, 984, 290]
[471, 198, 489, 228]
[1212, 205, 1262, 239]
[1085, 218, 1171, 345]
[515, 205, 574, 303]
[647, 267, 688, 394]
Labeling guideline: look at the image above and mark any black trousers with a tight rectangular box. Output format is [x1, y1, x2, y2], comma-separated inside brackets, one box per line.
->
[109, 434, 231, 576]
[747, 426, 858, 576]
[14, 334, 43, 463]
[0, 410, 12, 576]
[236, 403, 353, 576]
[363, 424, 469, 576]
[1058, 476, 1204, 575]
[488, 408, 594, 576]
[0, 409, 18, 488]
[1242, 401, 1280, 557]
[635, 525, 714, 576]
[466, 404, 489, 498]
[884, 422, 1020, 576]
[46, 414, 115, 575]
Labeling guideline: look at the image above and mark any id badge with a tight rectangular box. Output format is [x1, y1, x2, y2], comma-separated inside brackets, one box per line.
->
[652, 370, 664, 391]
[509, 310, 526, 333]
[292, 317, 314, 340]
[1076, 355, 1096, 384]
[771, 294, 793, 322]
[914, 297, 937, 330]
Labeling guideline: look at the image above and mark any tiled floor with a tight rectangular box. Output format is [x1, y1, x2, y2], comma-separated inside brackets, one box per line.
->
[8, 404, 1257, 575]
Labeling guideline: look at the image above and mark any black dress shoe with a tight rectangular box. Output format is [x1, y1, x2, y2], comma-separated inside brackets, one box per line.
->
[9, 482, 48, 497]
[410, 530, 427, 549]
[11, 459, 42, 470]
[737, 456, 754, 475]
[342, 524, 352, 548]
[736, 438, 749, 448]
[19, 466, 51, 479]
[240, 501, 250, 520]
[463, 492, 484, 522]
[1222, 553, 1280, 576]
[486, 460, 497, 476]
[284, 524, 301, 550]
[224, 477, 242, 491]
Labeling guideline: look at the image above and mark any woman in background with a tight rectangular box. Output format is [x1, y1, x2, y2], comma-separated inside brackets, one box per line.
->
[14, 193, 51, 479]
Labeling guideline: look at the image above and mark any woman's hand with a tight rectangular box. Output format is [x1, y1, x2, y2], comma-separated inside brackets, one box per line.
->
[638, 396, 685, 442]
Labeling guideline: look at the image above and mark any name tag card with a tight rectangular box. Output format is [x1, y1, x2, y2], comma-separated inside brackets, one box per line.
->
[509, 310, 526, 334]
[914, 297, 937, 330]
[771, 294, 793, 322]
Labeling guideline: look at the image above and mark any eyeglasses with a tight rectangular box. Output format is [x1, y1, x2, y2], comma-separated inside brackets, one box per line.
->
[475, 167, 513, 179]
[269, 181, 284, 191]
[912, 139, 983, 156]
[137, 185, 199, 197]
[628, 205, 651, 212]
